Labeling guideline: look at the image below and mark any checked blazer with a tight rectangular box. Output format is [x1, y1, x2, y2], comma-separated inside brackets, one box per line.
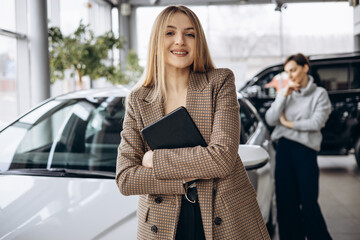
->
[116, 68, 270, 240]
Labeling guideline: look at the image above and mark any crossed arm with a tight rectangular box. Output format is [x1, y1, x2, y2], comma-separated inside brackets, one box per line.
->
[116, 71, 240, 196]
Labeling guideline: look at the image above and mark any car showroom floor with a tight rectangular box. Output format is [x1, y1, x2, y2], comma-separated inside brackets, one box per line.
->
[318, 154, 360, 240]
[272, 154, 360, 240]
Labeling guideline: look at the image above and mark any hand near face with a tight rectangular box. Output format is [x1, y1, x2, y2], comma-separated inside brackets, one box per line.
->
[284, 80, 301, 97]
[142, 150, 154, 168]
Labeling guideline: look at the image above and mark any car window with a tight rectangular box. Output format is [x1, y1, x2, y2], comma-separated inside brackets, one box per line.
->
[239, 100, 258, 144]
[12, 103, 75, 169]
[311, 64, 349, 91]
[20, 100, 63, 124]
[246, 70, 281, 98]
[351, 62, 360, 89]
[0, 97, 125, 173]
[264, 71, 288, 96]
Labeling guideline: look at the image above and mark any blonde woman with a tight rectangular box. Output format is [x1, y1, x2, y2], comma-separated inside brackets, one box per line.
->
[116, 5, 270, 239]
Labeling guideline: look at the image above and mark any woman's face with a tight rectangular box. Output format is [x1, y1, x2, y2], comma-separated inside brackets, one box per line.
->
[163, 12, 195, 72]
[284, 60, 309, 87]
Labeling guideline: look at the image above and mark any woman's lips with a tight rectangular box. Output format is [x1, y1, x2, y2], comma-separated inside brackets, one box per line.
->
[171, 50, 188, 56]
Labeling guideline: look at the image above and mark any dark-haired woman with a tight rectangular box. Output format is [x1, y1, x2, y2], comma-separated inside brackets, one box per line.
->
[266, 53, 332, 240]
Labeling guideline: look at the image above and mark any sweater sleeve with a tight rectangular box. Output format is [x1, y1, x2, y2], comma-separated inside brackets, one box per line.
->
[152, 69, 240, 180]
[293, 89, 332, 131]
[265, 91, 287, 127]
[115, 92, 185, 196]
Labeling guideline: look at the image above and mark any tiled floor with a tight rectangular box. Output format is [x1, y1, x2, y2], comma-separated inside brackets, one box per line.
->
[318, 154, 360, 240]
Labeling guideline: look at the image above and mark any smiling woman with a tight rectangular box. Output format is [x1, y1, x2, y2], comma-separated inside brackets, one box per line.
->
[116, 5, 270, 240]
[164, 13, 196, 73]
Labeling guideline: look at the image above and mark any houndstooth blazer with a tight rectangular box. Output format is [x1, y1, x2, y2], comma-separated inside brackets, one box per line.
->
[116, 68, 270, 240]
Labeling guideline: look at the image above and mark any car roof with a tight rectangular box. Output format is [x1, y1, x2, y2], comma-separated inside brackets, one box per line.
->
[250, 51, 360, 80]
[308, 51, 360, 61]
[56, 85, 130, 100]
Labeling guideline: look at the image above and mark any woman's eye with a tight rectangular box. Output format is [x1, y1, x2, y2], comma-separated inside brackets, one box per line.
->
[186, 33, 195, 38]
[166, 31, 174, 36]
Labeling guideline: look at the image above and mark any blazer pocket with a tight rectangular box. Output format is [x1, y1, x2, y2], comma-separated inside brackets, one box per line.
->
[141, 207, 150, 223]
[138, 202, 150, 223]
[220, 187, 256, 213]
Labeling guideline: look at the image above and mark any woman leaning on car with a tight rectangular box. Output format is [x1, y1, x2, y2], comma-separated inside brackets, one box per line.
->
[116, 5, 270, 240]
[265, 53, 332, 240]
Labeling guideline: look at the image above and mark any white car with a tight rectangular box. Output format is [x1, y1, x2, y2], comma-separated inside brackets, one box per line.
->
[0, 87, 276, 239]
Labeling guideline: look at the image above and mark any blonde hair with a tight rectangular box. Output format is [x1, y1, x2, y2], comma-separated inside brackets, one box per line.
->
[136, 5, 214, 102]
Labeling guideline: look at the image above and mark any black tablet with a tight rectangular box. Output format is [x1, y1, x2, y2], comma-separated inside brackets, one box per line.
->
[141, 106, 207, 150]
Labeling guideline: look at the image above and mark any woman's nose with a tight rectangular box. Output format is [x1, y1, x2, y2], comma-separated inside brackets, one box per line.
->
[175, 34, 184, 45]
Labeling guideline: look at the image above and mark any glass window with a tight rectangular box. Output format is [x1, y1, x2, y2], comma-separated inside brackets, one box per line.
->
[20, 100, 62, 124]
[59, 0, 89, 35]
[11, 103, 75, 169]
[351, 62, 360, 89]
[58, 0, 111, 36]
[88, 0, 111, 35]
[264, 71, 288, 97]
[0, 1, 16, 31]
[0, 36, 17, 129]
[312, 64, 348, 91]
[239, 100, 258, 144]
[0, 97, 126, 174]
[245, 70, 282, 98]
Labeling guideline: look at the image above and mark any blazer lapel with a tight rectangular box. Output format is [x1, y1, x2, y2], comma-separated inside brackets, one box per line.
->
[186, 71, 208, 115]
[137, 71, 209, 135]
[137, 87, 165, 128]
[186, 71, 211, 143]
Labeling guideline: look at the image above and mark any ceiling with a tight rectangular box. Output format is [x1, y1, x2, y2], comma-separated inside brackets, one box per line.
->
[107, 0, 348, 7]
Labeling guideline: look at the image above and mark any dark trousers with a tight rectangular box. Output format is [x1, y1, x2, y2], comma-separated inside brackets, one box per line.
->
[175, 195, 205, 240]
[275, 138, 332, 240]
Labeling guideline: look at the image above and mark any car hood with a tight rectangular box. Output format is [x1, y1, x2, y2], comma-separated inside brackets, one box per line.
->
[0, 175, 138, 240]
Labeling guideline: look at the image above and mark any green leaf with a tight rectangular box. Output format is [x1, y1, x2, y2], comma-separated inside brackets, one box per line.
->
[48, 20, 143, 86]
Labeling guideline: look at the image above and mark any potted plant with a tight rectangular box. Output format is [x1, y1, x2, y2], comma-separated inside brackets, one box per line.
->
[48, 21, 143, 89]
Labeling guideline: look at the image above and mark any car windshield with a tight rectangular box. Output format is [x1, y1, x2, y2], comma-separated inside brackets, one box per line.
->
[0, 97, 126, 175]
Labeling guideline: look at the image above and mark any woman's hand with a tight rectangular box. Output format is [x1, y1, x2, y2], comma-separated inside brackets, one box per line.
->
[280, 113, 294, 129]
[284, 81, 301, 97]
[142, 150, 154, 168]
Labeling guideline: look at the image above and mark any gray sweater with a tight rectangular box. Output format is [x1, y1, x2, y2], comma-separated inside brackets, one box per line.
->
[265, 76, 332, 151]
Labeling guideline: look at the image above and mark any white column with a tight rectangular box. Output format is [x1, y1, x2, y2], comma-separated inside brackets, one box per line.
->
[354, 5, 360, 51]
[130, 7, 138, 54]
[28, 0, 50, 107]
[118, 1, 132, 66]
[15, 0, 31, 115]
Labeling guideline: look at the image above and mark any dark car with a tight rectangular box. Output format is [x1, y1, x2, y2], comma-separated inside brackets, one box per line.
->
[240, 52, 360, 167]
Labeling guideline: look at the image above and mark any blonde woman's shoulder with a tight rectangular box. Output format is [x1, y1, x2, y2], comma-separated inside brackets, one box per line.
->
[206, 68, 235, 84]
[127, 85, 154, 103]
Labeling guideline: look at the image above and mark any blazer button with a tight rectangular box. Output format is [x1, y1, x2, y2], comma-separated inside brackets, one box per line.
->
[151, 225, 158, 233]
[155, 197, 163, 204]
[214, 217, 222, 225]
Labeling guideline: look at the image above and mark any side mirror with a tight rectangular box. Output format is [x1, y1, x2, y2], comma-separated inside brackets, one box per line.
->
[238, 145, 269, 170]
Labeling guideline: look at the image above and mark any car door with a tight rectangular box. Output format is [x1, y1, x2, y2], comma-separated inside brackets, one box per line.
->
[238, 98, 276, 223]
[310, 62, 360, 154]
